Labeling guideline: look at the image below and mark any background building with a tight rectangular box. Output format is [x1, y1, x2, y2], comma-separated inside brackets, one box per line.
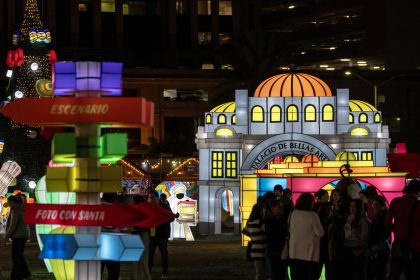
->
[1, 0, 419, 155]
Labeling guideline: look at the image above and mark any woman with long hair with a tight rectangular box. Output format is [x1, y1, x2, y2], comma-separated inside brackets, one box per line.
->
[289, 192, 324, 280]
[313, 189, 331, 280]
[328, 189, 349, 280]
[343, 199, 369, 280]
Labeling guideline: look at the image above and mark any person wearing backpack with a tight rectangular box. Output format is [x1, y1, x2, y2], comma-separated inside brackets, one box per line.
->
[385, 179, 420, 280]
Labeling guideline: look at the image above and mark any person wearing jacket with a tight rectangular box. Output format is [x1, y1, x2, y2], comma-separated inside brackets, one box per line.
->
[149, 191, 176, 280]
[265, 199, 288, 280]
[289, 192, 324, 280]
[247, 203, 267, 280]
[367, 195, 390, 280]
[5, 195, 31, 280]
[385, 179, 420, 280]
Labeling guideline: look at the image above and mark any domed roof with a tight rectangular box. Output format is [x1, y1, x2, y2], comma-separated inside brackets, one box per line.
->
[210, 102, 236, 113]
[349, 100, 377, 112]
[254, 73, 332, 97]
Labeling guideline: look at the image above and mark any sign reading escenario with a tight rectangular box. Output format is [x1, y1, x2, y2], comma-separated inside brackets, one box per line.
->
[25, 203, 174, 228]
[251, 140, 329, 169]
[0, 97, 154, 127]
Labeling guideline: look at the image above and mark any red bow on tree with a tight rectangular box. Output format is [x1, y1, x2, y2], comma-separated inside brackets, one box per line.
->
[5, 49, 25, 68]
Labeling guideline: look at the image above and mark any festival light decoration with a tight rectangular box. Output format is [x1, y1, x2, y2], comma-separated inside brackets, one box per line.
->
[0, 161, 22, 197]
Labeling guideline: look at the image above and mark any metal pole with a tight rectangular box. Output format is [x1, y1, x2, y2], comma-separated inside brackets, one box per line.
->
[374, 85, 378, 108]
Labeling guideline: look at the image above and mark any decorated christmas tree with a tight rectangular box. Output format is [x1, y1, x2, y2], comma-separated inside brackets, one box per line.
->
[1, 0, 56, 193]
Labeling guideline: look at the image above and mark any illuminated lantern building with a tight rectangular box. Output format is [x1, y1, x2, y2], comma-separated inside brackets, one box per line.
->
[196, 73, 406, 236]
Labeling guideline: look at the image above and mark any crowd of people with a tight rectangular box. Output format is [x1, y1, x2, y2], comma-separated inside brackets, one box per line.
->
[244, 180, 420, 280]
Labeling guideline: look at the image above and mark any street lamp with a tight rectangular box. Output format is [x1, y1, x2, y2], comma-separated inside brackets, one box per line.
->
[345, 71, 396, 108]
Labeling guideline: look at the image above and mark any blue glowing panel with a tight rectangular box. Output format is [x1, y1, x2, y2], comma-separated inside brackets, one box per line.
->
[72, 234, 99, 260]
[119, 234, 144, 261]
[39, 234, 77, 259]
[53, 62, 76, 95]
[39, 234, 98, 260]
[101, 62, 123, 96]
[258, 178, 287, 196]
[100, 233, 144, 262]
[100, 233, 123, 261]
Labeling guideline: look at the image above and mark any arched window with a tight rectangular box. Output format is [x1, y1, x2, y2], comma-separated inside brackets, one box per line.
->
[251, 106, 264, 122]
[231, 114, 236, 124]
[206, 114, 212, 124]
[374, 113, 381, 123]
[359, 113, 368, 123]
[215, 128, 233, 137]
[349, 114, 354, 124]
[351, 128, 369, 136]
[270, 105, 281, 122]
[305, 105, 316, 122]
[287, 105, 298, 122]
[218, 114, 226, 124]
[322, 104, 334, 121]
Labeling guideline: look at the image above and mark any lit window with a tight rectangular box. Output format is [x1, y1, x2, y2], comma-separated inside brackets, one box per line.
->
[197, 0, 211, 15]
[322, 104, 334, 121]
[351, 128, 369, 136]
[305, 105, 316, 122]
[231, 114, 236, 124]
[283, 155, 299, 163]
[206, 114, 212, 124]
[352, 152, 359, 160]
[287, 105, 298, 122]
[270, 106, 282, 122]
[218, 114, 226, 124]
[215, 128, 233, 137]
[219, 1, 232, 15]
[361, 151, 373, 161]
[251, 106, 264, 122]
[225, 152, 237, 178]
[359, 113, 368, 123]
[374, 113, 381, 123]
[101, 0, 115, 12]
[212, 152, 223, 178]
[349, 114, 354, 124]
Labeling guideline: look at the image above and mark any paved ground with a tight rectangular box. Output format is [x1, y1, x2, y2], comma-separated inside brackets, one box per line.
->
[0, 234, 253, 280]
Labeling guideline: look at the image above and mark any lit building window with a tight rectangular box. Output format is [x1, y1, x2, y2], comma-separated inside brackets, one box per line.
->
[206, 114, 212, 124]
[251, 106, 264, 122]
[322, 104, 334, 121]
[359, 113, 368, 123]
[270, 105, 282, 122]
[101, 0, 115, 12]
[197, 0, 211, 15]
[287, 105, 298, 122]
[212, 151, 223, 178]
[351, 128, 369, 136]
[361, 151, 373, 161]
[219, 1, 232, 15]
[231, 114, 236, 124]
[215, 128, 233, 137]
[218, 114, 226, 124]
[374, 113, 381, 123]
[352, 152, 359, 160]
[225, 152, 237, 178]
[349, 113, 354, 124]
[305, 105, 316, 122]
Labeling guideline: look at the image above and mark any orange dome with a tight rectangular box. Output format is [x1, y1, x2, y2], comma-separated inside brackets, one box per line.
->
[254, 73, 332, 97]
